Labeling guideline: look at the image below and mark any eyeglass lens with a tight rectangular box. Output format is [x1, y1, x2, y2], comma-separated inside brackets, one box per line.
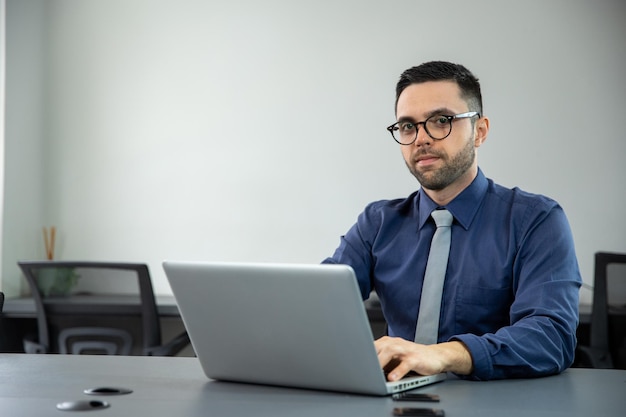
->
[392, 114, 452, 144]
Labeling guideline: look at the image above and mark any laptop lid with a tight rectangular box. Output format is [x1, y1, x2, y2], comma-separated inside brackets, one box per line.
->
[163, 261, 446, 396]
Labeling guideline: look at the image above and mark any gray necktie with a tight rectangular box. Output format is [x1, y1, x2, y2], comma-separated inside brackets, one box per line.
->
[414, 209, 453, 345]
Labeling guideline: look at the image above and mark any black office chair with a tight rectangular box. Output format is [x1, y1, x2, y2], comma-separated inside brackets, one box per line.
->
[18, 261, 190, 356]
[576, 252, 626, 369]
[0, 291, 4, 313]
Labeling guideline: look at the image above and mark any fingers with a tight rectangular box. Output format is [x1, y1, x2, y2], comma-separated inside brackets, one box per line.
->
[387, 360, 415, 382]
[375, 336, 419, 381]
[375, 337, 460, 380]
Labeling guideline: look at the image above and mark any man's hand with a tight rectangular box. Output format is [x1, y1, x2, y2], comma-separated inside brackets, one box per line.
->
[374, 336, 473, 381]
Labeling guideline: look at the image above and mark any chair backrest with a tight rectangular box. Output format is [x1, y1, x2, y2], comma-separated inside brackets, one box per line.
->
[18, 261, 162, 355]
[0, 291, 4, 313]
[58, 327, 133, 355]
[589, 252, 626, 368]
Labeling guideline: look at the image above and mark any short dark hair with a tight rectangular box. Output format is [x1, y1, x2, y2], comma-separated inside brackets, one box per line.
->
[395, 61, 483, 115]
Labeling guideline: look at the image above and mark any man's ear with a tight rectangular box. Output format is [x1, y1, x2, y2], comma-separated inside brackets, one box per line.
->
[474, 116, 490, 147]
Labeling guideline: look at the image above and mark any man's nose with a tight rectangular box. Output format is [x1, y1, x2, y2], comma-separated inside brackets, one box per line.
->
[413, 125, 431, 147]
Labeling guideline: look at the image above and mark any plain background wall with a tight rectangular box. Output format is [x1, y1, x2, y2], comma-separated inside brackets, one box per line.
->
[0, 0, 5, 276]
[3, 0, 625, 303]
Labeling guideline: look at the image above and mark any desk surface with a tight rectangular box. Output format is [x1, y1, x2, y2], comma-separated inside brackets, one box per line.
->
[0, 354, 624, 417]
[3, 295, 592, 322]
[2, 294, 180, 318]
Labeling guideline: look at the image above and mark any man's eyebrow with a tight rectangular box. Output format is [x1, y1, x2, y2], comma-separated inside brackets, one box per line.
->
[426, 107, 457, 117]
[397, 107, 458, 122]
[397, 116, 417, 123]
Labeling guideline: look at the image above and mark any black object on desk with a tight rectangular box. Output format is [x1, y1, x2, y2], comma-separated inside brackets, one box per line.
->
[393, 407, 445, 416]
[393, 392, 440, 402]
[17, 261, 189, 356]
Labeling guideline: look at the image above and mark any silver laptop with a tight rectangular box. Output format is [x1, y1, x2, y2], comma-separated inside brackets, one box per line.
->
[163, 261, 446, 396]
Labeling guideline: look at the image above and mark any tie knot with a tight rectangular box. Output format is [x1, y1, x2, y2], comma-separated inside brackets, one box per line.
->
[431, 209, 453, 227]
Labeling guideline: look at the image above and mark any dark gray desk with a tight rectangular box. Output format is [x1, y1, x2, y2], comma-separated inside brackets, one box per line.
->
[0, 354, 624, 417]
[2, 295, 591, 322]
[1, 294, 180, 318]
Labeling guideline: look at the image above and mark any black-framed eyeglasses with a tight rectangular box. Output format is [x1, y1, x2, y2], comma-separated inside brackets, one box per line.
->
[386, 111, 480, 145]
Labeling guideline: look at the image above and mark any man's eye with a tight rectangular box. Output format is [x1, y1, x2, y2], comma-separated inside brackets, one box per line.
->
[399, 122, 415, 132]
[432, 116, 449, 126]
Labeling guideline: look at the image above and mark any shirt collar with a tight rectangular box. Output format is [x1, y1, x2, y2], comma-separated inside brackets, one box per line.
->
[417, 168, 489, 231]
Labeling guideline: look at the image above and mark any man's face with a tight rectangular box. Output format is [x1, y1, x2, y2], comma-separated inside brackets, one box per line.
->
[396, 81, 483, 192]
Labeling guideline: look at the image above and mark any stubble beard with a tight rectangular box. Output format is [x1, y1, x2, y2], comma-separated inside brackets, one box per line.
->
[406, 136, 476, 191]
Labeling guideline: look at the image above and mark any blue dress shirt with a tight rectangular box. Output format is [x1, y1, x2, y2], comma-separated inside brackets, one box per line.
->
[323, 168, 582, 380]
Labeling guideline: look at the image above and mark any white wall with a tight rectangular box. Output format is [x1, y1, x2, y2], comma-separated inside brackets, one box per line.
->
[3, 0, 626, 303]
[0, 0, 5, 290]
[3, 0, 46, 296]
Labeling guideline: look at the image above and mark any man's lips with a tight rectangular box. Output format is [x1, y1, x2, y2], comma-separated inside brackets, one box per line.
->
[415, 154, 441, 166]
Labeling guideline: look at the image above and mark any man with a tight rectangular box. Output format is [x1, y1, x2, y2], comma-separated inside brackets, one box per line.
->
[323, 61, 582, 381]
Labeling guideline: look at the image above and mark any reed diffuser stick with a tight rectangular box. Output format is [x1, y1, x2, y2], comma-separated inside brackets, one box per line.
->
[43, 226, 56, 260]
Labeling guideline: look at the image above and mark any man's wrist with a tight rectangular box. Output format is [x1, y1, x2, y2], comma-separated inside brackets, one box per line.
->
[437, 341, 474, 375]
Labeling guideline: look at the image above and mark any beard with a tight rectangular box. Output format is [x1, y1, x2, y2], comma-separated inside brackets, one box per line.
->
[405, 136, 476, 191]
